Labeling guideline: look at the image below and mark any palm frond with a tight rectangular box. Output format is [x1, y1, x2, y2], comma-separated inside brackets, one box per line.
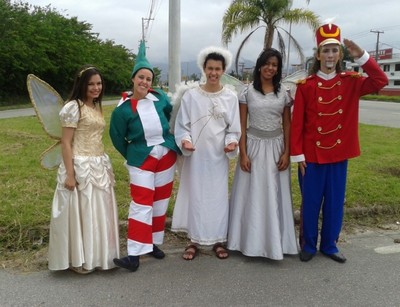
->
[234, 26, 265, 72]
[222, 0, 320, 76]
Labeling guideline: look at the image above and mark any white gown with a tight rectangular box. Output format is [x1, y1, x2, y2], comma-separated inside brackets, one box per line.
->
[48, 101, 120, 271]
[227, 85, 298, 259]
[171, 85, 241, 245]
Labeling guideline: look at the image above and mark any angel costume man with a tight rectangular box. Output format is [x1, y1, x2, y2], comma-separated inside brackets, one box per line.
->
[171, 46, 241, 260]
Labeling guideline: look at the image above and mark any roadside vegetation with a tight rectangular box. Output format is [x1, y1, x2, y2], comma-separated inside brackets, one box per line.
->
[0, 1, 161, 107]
[0, 105, 399, 270]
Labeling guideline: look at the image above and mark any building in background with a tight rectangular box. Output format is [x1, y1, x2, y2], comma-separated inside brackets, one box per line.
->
[357, 48, 400, 96]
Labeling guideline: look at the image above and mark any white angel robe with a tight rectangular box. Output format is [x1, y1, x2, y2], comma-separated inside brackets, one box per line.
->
[171, 85, 241, 245]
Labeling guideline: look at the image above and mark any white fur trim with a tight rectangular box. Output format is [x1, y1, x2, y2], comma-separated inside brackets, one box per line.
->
[197, 46, 232, 73]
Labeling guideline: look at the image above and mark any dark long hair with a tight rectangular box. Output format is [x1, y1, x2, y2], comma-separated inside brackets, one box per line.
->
[253, 48, 282, 95]
[67, 65, 104, 113]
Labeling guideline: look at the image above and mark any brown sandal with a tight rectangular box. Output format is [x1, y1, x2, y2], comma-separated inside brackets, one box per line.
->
[213, 243, 229, 259]
[183, 244, 198, 261]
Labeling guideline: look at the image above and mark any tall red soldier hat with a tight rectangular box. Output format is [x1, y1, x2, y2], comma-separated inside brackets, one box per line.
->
[316, 23, 341, 47]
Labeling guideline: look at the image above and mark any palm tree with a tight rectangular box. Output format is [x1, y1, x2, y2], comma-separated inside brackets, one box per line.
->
[222, 0, 320, 73]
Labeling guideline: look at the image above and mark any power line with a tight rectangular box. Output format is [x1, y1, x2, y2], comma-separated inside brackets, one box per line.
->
[380, 42, 400, 51]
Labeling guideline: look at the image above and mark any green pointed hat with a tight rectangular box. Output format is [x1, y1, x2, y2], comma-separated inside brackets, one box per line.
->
[131, 40, 154, 78]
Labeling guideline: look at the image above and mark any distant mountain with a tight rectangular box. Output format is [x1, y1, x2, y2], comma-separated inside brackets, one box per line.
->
[152, 59, 255, 82]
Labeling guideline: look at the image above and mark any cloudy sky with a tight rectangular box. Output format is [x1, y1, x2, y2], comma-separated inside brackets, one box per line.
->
[24, 0, 400, 67]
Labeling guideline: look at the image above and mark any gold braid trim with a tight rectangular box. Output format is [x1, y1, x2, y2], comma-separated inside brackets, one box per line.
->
[318, 109, 343, 116]
[316, 139, 341, 149]
[318, 81, 341, 89]
[317, 124, 342, 135]
[318, 95, 342, 104]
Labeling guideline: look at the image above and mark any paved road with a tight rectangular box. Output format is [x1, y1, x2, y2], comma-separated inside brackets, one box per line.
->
[0, 99, 119, 119]
[1, 100, 399, 129]
[1, 228, 400, 306]
[358, 100, 400, 128]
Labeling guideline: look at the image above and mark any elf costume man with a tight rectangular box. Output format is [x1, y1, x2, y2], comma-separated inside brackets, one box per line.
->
[109, 40, 180, 272]
[290, 23, 388, 263]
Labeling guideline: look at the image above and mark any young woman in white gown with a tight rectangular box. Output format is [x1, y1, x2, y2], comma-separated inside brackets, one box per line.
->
[48, 66, 120, 273]
[227, 49, 298, 260]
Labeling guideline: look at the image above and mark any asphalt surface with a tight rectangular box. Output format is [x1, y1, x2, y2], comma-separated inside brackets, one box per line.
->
[1, 228, 400, 306]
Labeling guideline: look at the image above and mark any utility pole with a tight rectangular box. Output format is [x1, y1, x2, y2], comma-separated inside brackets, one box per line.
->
[168, 0, 181, 93]
[370, 29, 384, 62]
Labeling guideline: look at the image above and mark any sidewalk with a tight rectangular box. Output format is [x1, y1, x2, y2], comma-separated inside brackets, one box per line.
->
[1, 227, 400, 306]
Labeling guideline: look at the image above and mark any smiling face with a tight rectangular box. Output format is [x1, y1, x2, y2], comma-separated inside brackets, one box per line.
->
[132, 68, 153, 99]
[204, 59, 224, 87]
[260, 55, 279, 81]
[86, 74, 102, 102]
[317, 43, 342, 73]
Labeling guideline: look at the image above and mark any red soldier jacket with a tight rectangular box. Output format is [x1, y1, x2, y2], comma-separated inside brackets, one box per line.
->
[290, 55, 388, 164]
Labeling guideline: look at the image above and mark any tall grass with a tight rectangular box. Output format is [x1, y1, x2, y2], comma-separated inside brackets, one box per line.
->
[0, 105, 399, 254]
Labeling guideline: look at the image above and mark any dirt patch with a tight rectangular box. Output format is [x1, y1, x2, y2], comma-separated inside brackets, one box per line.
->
[2, 220, 399, 273]
[0, 228, 189, 273]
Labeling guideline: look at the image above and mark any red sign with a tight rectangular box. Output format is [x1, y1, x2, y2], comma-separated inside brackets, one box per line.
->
[368, 48, 393, 60]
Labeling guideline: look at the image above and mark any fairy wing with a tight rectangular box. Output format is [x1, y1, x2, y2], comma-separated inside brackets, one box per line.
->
[220, 74, 245, 96]
[40, 142, 63, 170]
[27, 74, 63, 139]
[27, 74, 64, 169]
[282, 69, 308, 97]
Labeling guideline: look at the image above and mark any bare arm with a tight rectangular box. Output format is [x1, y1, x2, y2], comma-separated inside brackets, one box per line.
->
[238, 103, 251, 172]
[277, 106, 291, 171]
[61, 127, 77, 190]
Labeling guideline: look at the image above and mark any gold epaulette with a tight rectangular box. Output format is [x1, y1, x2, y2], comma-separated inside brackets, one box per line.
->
[296, 75, 314, 85]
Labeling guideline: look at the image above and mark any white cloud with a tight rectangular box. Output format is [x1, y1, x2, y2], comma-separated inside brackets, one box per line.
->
[21, 0, 400, 67]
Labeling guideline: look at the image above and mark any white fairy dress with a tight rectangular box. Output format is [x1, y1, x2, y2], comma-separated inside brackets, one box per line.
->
[48, 100, 120, 271]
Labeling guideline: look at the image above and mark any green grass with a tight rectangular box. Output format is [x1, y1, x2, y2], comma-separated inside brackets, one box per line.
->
[1, 105, 400, 256]
[362, 94, 400, 103]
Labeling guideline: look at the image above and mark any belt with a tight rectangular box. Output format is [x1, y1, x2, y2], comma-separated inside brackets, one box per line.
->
[247, 127, 282, 139]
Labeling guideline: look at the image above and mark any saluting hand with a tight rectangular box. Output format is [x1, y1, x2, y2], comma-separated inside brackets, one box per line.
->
[343, 38, 364, 59]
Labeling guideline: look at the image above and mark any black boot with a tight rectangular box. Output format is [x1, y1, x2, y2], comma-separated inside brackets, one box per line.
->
[148, 244, 165, 259]
[113, 256, 140, 272]
[299, 250, 314, 262]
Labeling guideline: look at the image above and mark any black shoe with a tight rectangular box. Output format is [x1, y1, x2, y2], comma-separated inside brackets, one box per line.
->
[299, 250, 314, 262]
[113, 256, 140, 272]
[321, 252, 347, 263]
[148, 244, 165, 259]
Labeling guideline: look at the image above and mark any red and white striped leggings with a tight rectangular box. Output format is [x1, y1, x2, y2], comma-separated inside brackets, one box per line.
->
[125, 145, 177, 256]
